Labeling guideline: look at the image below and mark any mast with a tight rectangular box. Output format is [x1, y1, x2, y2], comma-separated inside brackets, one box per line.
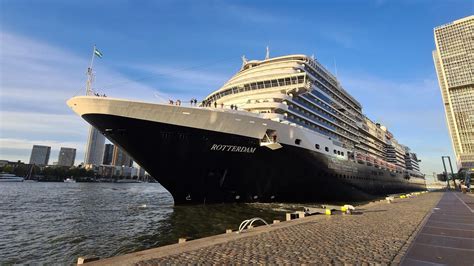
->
[85, 45, 96, 96]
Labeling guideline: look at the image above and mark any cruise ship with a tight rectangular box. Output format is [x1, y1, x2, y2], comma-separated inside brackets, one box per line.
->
[67, 54, 425, 204]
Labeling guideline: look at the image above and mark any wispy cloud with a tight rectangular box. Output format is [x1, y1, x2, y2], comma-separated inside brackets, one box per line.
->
[0, 31, 161, 164]
[217, 3, 360, 49]
[113, 60, 233, 103]
[126, 63, 228, 91]
[0, 138, 85, 152]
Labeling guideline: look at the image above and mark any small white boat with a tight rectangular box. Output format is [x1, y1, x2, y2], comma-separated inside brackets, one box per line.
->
[0, 173, 24, 182]
[64, 178, 76, 183]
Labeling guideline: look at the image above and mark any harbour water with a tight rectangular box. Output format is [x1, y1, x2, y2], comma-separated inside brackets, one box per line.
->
[0, 182, 286, 264]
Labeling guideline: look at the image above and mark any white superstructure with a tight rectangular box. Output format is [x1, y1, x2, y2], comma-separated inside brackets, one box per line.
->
[202, 54, 421, 176]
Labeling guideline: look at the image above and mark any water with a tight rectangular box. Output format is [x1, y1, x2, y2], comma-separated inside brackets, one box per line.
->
[0, 182, 286, 264]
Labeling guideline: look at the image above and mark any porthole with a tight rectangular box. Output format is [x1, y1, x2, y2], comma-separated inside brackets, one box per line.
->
[315, 144, 320, 149]
[325, 147, 329, 152]
[341, 152, 344, 156]
[295, 139, 301, 145]
[334, 150, 337, 154]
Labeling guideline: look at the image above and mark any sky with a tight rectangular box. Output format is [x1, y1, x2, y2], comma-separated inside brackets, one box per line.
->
[0, 0, 471, 179]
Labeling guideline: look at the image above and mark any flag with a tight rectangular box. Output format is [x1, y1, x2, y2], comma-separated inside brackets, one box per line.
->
[94, 47, 103, 58]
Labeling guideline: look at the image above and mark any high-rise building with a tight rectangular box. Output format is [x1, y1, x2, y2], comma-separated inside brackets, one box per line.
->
[102, 144, 114, 165]
[433, 15, 474, 169]
[29, 145, 51, 165]
[57, 147, 76, 167]
[84, 126, 105, 166]
[111, 145, 133, 167]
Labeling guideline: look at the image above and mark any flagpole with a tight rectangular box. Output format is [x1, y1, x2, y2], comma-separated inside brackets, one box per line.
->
[90, 44, 96, 69]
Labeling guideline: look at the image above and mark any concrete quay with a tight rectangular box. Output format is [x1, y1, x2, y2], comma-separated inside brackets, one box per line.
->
[81, 191, 452, 265]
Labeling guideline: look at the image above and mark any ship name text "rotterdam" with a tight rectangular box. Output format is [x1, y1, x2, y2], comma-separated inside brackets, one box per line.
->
[210, 144, 256, 153]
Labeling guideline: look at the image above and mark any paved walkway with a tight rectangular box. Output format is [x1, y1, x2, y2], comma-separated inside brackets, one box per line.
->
[86, 191, 443, 265]
[401, 191, 474, 266]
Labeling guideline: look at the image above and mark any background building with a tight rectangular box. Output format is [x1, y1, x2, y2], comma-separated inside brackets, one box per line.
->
[433, 15, 474, 169]
[57, 147, 76, 167]
[111, 145, 133, 167]
[29, 145, 51, 165]
[84, 126, 105, 166]
[102, 144, 114, 165]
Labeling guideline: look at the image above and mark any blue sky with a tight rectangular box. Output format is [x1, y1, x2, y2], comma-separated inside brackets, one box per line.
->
[0, 0, 471, 178]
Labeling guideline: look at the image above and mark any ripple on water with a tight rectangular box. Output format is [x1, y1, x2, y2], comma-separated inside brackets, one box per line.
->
[0, 182, 288, 264]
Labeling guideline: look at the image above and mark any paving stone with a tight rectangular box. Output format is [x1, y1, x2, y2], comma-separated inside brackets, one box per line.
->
[129, 192, 441, 265]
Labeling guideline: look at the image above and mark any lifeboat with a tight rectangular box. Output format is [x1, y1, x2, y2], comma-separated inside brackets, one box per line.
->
[366, 156, 374, 166]
[374, 159, 380, 168]
[356, 153, 365, 163]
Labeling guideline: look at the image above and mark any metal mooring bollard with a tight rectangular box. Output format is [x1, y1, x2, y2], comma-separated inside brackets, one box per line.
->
[178, 238, 187, 243]
[273, 220, 280, 224]
[226, 229, 232, 234]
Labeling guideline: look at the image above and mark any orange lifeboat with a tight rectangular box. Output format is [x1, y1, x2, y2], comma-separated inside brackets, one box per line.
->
[366, 156, 374, 166]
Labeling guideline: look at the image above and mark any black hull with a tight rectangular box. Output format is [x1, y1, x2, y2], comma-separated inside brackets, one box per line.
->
[83, 114, 426, 204]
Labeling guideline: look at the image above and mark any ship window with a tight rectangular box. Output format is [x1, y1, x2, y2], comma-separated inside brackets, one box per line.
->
[341, 152, 344, 156]
[337, 151, 341, 155]
[295, 139, 301, 145]
[315, 144, 320, 149]
[334, 150, 337, 154]
[325, 147, 329, 152]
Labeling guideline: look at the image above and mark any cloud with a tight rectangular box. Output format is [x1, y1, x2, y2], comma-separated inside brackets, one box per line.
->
[0, 138, 85, 152]
[124, 63, 229, 95]
[221, 4, 288, 25]
[0, 30, 161, 164]
[0, 111, 88, 138]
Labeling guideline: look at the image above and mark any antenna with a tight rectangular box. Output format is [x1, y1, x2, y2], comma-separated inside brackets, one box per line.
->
[265, 46, 270, 60]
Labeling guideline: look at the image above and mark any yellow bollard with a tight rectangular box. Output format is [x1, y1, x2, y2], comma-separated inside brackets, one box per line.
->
[341, 206, 348, 212]
[325, 209, 332, 215]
